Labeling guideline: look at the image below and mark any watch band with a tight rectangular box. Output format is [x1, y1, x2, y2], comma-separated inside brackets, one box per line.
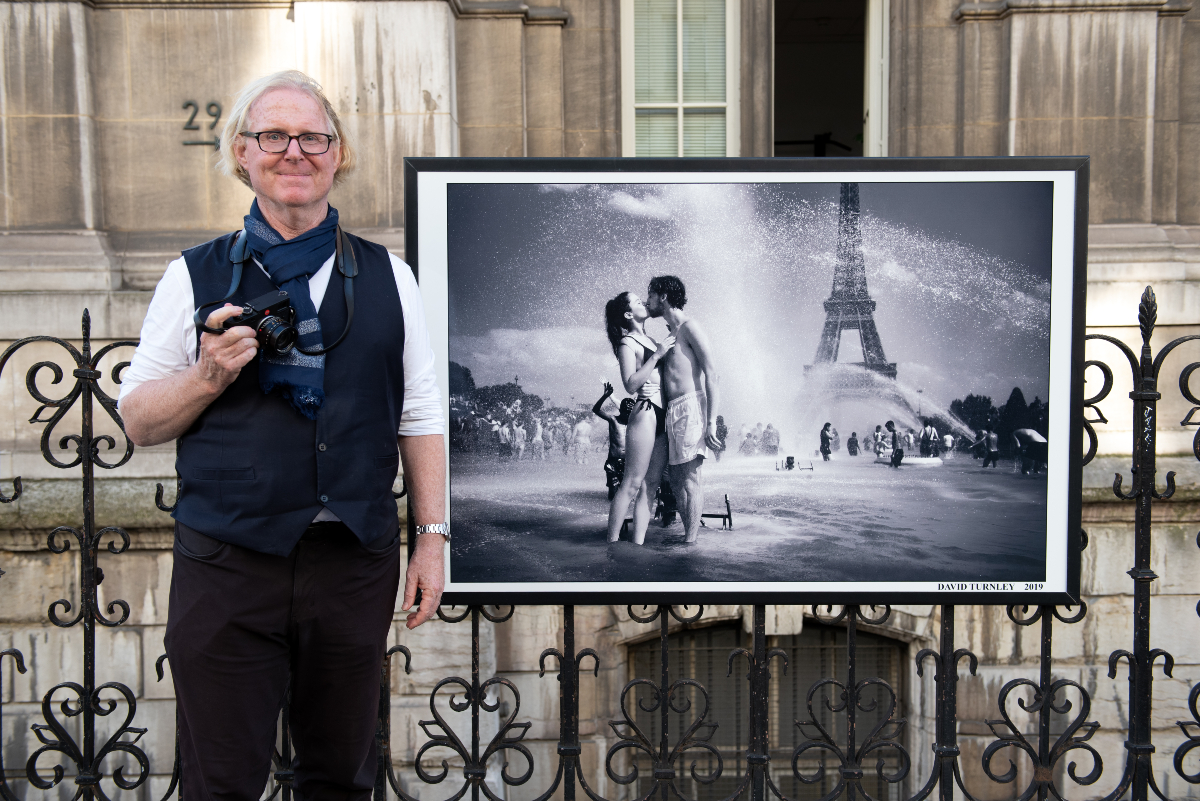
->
[415, 522, 450, 542]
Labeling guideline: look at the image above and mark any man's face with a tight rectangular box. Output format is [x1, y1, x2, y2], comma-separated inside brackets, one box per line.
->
[235, 87, 341, 214]
[645, 289, 665, 318]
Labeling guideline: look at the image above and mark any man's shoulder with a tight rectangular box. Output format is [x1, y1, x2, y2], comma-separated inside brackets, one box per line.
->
[677, 315, 706, 338]
[181, 231, 239, 265]
[343, 230, 391, 257]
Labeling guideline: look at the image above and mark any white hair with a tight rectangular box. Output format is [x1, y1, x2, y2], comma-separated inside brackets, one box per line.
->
[218, 70, 355, 188]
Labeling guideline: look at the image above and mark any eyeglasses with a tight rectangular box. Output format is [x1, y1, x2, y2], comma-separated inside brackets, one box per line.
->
[242, 131, 335, 155]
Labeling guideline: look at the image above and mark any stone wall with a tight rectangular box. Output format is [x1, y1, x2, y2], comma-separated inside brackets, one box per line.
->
[0, 0, 455, 296]
[4, 0, 1200, 797]
[887, 0, 1200, 454]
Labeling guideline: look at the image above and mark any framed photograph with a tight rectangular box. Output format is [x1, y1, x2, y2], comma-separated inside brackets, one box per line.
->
[405, 157, 1087, 605]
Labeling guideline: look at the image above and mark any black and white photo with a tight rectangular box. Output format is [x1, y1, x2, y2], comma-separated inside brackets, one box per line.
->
[407, 159, 1086, 603]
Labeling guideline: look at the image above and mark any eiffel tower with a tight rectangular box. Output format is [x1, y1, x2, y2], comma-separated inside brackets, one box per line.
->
[809, 183, 897, 379]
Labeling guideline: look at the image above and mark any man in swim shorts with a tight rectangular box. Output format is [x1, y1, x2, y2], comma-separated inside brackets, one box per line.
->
[646, 275, 721, 544]
[1012, 427, 1048, 474]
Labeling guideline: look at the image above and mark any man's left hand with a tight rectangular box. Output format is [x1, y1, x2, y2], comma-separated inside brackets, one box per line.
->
[402, 532, 445, 629]
[705, 422, 723, 451]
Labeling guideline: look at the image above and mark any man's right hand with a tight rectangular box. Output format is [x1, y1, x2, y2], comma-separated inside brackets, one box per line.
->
[198, 304, 259, 392]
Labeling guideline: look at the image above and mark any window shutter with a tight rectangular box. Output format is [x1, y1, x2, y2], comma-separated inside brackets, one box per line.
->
[636, 108, 679, 156]
[683, 108, 725, 156]
[635, 0, 678, 104]
[682, 0, 725, 103]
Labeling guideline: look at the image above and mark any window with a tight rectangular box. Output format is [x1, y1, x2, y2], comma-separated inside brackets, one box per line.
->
[621, 0, 741, 156]
[627, 621, 907, 801]
[773, 0, 889, 158]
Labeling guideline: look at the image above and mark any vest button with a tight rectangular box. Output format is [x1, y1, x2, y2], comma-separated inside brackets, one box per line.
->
[320, 495, 329, 503]
[318, 443, 327, 451]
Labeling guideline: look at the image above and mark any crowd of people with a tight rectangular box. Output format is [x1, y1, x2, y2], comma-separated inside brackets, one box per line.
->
[734, 422, 782, 457]
[811, 418, 1048, 474]
[449, 398, 605, 465]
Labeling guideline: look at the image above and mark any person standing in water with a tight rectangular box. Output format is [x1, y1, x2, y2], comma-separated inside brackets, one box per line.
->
[531, 416, 545, 460]
[983, 427, 1001, 468]
[819, 423, 833, 461]
[646, 275, 721, 545]
[572, 415, 593, 465]
[714, 415, 729, 461]
[593, 382, 635, 500]
[604, 292, 675, 544]
[513, 420, 527, 461]
[886, 420, 904, 467]
[1012, 427, 1048, 474]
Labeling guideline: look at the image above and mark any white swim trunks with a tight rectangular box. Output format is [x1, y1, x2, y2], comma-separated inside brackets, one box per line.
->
[666, 390, 708, 465]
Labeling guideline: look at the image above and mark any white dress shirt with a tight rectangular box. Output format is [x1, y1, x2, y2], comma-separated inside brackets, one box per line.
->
[119, 249, 445, 435]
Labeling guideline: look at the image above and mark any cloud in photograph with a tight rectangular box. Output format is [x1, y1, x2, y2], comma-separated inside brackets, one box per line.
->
[607, 191, 673, 220]
[450, 326, 620, 409]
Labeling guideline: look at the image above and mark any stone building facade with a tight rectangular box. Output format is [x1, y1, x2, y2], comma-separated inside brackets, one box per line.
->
[1, 0, 1199, 798]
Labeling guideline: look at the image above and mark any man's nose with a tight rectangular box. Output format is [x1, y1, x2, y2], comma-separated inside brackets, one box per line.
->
[283, 136, 305, 157]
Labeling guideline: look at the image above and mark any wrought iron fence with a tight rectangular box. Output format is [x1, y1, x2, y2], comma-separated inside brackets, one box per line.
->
[0, 286, 1198, 800]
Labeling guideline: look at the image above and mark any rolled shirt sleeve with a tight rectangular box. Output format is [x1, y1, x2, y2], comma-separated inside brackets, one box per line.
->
[390, 253, 445, 437]
[117, 257, 197, 405]
[117, 249, 444, 439]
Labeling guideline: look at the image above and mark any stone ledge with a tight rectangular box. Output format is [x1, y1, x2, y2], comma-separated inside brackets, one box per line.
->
[0, 527, 173, 551]
[449, 0, 569, 25]
[1082, 500, 1200, 523]
[955, 0, 1191, 20]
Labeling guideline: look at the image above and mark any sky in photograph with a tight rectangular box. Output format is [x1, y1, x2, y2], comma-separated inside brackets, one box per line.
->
[447, 180, 1055, 443]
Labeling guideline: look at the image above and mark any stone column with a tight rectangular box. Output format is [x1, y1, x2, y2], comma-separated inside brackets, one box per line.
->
[0, 2, 116, 291]
[562, 0, 620, 156]
[740, 0, 773, 156]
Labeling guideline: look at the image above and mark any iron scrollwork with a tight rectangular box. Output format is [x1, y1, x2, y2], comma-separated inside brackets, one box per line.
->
[0, 649, 29, 801]
[378, 605, 539, 801]
[784, 605, 910, 801]
[0, 310, 143, 797]
[602, 605, 724, 801]
[1083, 287, 1200, 801]
[0, 287, 1199, 801]
[977, 604, 1101, 801]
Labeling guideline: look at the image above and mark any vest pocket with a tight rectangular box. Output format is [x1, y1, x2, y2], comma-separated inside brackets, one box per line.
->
[192, 467, 256, 481]
[373, 454, 399, 470]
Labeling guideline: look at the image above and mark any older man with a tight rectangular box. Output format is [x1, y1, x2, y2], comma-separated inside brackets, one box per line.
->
[119, 70, 446, 799]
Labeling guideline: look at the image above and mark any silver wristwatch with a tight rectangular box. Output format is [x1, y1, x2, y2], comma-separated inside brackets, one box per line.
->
[415, 522, 450, 542]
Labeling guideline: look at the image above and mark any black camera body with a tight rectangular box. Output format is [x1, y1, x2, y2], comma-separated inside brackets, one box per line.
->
[223, 290, 298, 355]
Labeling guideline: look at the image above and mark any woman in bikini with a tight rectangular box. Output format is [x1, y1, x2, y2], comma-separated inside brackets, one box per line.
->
[604, 292, 675, 544]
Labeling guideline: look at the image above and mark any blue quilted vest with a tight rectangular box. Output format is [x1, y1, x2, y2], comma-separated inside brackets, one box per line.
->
[174, 231, 407, 555]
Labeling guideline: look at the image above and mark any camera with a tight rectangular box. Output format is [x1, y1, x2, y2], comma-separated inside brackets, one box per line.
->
[223, 290, 298, 355]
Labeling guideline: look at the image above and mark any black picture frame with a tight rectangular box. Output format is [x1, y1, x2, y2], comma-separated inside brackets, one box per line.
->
[405, 156, 1088, 606]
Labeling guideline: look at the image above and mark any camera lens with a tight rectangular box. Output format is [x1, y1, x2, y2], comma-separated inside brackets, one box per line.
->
[258, 315, 297, 355]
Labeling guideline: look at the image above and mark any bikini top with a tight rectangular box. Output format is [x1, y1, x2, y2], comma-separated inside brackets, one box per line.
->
[621, 331, 662, 402]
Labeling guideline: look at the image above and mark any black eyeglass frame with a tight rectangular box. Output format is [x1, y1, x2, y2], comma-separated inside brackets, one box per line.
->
[241, 130, 336, 155]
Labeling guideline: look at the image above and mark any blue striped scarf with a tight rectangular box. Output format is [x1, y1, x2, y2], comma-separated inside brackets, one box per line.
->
[242, 200, 338, 419]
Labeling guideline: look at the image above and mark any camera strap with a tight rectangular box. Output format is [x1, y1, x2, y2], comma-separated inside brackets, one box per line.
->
[295, 227, 356, 355]
[191, 227, 356, 355]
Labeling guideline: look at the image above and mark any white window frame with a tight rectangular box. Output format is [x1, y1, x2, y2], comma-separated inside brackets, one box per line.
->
[863, 0, 889, 157]
[620, 0, 741, 157]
